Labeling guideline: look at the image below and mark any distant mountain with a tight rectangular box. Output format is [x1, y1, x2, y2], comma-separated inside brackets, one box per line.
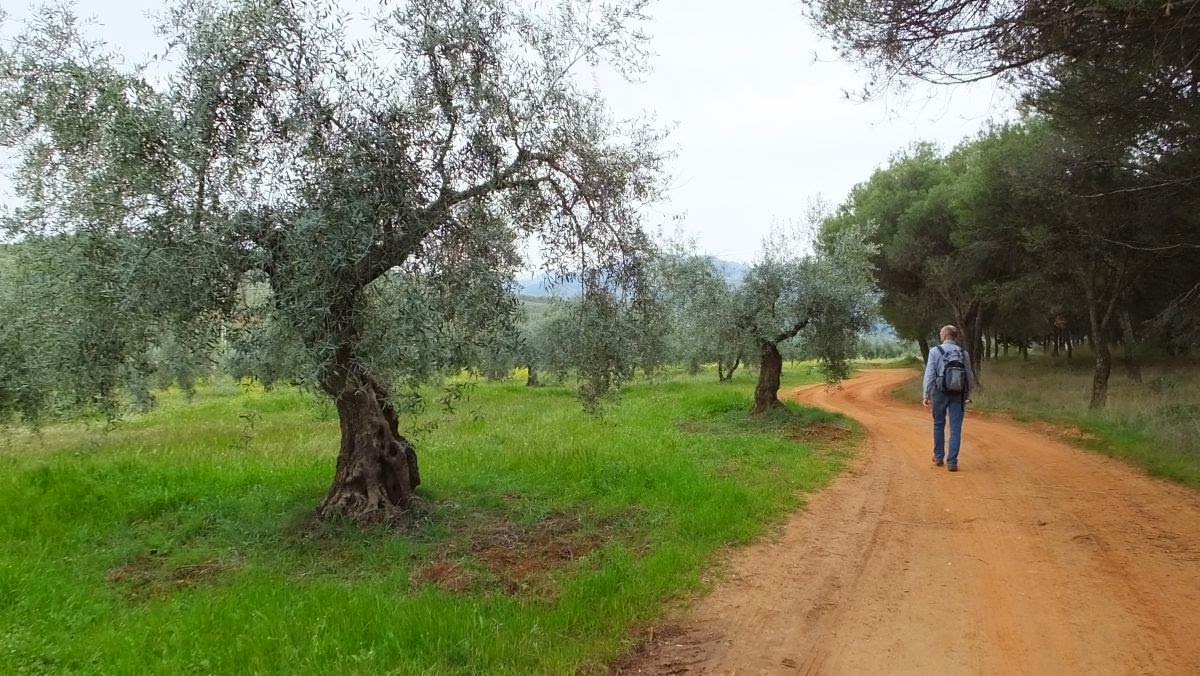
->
[515, 258, 749, 298]
[713, 259, 749, 285]
[514, 277, 582, 298]
[866, 320, 898, 338]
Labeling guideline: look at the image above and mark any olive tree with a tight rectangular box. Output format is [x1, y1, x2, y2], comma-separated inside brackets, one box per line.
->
[739, 223, 875, 414]
[523, 298, 579, 385]
[657, 246, 749, 381]
[0, 0, 665, 521]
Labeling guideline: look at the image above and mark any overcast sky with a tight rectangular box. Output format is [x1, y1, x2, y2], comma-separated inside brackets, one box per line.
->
[2, 0, 1015, 262]
[606, 0, 1016, 261]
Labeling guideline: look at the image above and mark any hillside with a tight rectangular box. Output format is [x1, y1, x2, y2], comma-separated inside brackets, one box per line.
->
[516, 258, 749, 298]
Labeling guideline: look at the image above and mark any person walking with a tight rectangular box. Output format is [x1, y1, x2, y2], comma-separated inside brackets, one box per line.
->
[922, 325, 976, 471]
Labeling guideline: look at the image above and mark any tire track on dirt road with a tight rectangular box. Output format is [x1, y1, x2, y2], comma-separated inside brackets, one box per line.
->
[619, 369, 1200, 675]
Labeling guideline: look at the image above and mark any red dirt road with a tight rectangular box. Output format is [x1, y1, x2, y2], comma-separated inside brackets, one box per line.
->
[622, 369, 1200, 675]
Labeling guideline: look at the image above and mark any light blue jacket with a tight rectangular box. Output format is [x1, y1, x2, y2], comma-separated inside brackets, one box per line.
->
[922, 341, 976, 400]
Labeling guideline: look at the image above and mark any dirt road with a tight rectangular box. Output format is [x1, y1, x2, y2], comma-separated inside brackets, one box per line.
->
[623, 369, 1200, 675]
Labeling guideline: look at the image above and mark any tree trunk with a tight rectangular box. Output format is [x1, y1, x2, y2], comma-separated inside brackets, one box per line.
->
[750, 341, 784, 415]
[719, 351, 743, 382]
[1090, 339, 1113, 409]
[317, 367, 421, 521]
[1080, 260, 1128, 409]
[526, 364, 540, 387]
[1066, 335, 1073, 361]
[687, 356, 701, 375]
[950, 302, 983, 378]
[1086, 289, 1113, 410]
[965, 306, 984, 378]
[1120, 310, 1142, 383]
[1021, 342, 1029, 360]
[918, 336, 930, 364]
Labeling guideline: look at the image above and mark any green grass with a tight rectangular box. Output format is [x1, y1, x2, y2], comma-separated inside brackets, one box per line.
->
[893, 354, 1200, 487]
[0, 365, 853, 675]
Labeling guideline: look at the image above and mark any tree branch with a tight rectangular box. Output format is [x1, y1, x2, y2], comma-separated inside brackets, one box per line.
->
[773, 317, 811, 345]
[352, 151, 557, 286]
[1100, 237, 1200, 251]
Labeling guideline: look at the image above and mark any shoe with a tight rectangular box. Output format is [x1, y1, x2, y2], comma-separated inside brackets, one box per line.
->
[947, 465, 958, 472]
[933, 458, 944, 467]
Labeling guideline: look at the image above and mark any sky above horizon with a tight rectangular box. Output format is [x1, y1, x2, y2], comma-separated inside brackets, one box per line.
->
[2, 0, 1017, 263]
[606, 0, 1016, 261]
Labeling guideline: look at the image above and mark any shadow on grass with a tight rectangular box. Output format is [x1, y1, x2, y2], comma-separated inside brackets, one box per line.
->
[681, 397, 856, 440]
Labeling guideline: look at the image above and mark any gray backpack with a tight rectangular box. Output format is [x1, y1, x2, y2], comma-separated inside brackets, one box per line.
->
[936, 345, 969, 395]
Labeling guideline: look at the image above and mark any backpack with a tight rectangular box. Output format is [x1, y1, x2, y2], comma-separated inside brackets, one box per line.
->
[935, 345, 969, 395]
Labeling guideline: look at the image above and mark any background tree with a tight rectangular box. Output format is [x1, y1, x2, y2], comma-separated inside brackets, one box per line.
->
[803, 0, 1200, 132]
[522, 298, 581, 385]
[805, 0, 1200, 371]
[822, 144, 981, 367]
[824, 118, 1200, 408]
[739, 223, 875, 414]
[0, 0, 666, 521]
[657, 244, 750, 381]
[950, 121, 1189, 407]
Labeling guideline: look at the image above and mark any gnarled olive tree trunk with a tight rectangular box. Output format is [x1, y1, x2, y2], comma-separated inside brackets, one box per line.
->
[750, 341, 784, 415]
[317, 363, 420, 520]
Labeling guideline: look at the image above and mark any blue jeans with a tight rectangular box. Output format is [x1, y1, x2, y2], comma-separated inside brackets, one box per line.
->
[932, 390, 965, 466]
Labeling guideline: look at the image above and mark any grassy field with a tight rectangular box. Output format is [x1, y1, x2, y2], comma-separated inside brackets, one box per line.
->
[0, 366, 853, 675]
[895, 354, 1200, 487]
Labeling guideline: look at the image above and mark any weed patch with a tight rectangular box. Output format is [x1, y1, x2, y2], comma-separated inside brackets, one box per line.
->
[411, 511, 611, 597]
[790, 421, 853, 444]
[410, 560, 479, 593]
[108, 554, 236, 600]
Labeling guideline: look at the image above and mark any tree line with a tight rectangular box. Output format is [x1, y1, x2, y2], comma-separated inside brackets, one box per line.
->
[807, 0, 1200, 409]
